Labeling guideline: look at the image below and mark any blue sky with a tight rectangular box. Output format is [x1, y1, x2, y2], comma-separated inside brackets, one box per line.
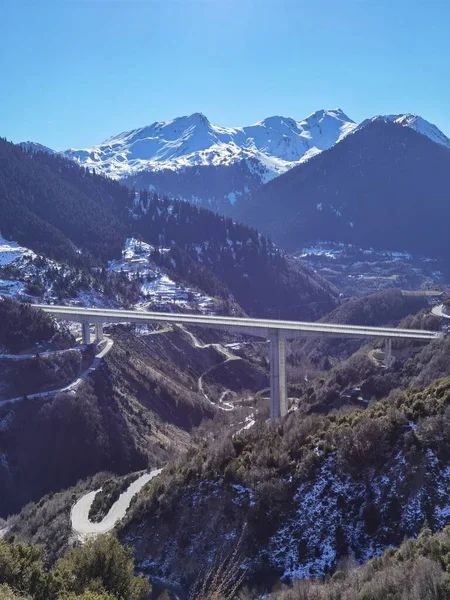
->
[1, 0, 450, 150]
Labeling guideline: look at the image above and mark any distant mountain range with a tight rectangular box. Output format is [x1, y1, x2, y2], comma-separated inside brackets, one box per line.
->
[64, 109, 357, 180]
[21, 108, 450, 213]
[60, 109, 356, 212]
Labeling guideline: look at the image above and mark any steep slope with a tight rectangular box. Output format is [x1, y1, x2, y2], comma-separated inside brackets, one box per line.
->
[60, 109, 450, 213]
[236, 119, 450, 259]
[297, 288, 430, 368]
[4, 299, 448, 580]
[0, 138, 131, 266]
[130, 192, 339, 320]
[383, 113, 450, 148]
[64, 109, 356, 211]
[0, 304, 223, 518]
[119, 376, 450, 586]
[0, 141, 338, 320]
[123, 159, 264, 215]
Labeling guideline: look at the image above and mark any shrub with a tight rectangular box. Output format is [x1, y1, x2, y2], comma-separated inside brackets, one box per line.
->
[56, 535, 149, 600]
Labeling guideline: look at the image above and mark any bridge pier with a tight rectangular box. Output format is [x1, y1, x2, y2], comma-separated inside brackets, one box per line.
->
[269, 330, 288, 418]
[95, 323, 104, 341]
[81, 321, 91, 345]
[384, 338, 392, 368]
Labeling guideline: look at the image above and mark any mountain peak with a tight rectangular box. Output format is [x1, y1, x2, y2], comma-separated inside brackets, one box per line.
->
[258, 115, 298, 129]
[64, 108, 357, 180]
[302, 108, 355, 125]
[19, 141, 55, 155]
[357, 113, 450, 149]
[187, 112, 209, 124]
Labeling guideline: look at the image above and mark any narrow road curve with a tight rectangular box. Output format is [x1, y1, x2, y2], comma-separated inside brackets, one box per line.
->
[177, 325, 241, 410]
[0, 345, 85, 361]
[0, 337, 114, 408]
[432, 304, 450, 319]
[71, 468, 162, 540]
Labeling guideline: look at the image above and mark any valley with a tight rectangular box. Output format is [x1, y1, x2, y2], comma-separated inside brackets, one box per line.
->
[5, 2, 450, 598]
[3, 97, 450, 600]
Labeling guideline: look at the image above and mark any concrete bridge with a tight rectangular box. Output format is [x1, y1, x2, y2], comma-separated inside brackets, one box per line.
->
[36, 305, 442, 419]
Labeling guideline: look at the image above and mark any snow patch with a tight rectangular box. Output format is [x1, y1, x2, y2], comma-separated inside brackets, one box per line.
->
[0, 234, 35, 266]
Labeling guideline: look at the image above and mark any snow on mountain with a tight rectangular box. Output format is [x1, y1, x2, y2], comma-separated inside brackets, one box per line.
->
[19, 141, 55, 155]
[0, 234, 35, 267]
[357, 114, 450, 149]
[0, 233, 214, 312]
[108, 238, 214, 313]
[20, 108, 450, 214]
[64, 109, 357, 181]
[388, 114, 450, 148]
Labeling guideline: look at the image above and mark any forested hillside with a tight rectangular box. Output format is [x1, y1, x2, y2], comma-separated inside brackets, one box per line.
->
[236, 119, 450, 258]
[297, 288, 430, 368]
[0, 140, 338, 320]
[131, 191, 339, 319]
[118, 376, 450, 587]
[0, 302, 218, 517]
[123, 158, 263, 214]
[0, 138, 130, 265]
[0, 297, 73, 353]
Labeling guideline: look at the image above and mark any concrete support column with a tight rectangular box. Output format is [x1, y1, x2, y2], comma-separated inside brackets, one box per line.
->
[269, 330, 288, 419]
[95, 323, 104, 341]
[82, 321, 91, 345]
[384, 338, 392, 368]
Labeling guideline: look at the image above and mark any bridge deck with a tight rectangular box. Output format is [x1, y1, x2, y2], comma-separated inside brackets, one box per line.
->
[36, 305, 442, 341]
[35, 304, 442, 419]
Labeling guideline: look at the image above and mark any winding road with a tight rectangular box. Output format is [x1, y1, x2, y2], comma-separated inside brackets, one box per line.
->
[178, 325, 240, 410]
[71, 468, 162, 540]
[0, 346, 84, 361]
[0, 337, 114, 408]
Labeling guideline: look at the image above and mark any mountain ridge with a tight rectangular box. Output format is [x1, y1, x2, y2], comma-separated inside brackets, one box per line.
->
[21, 108, 450, 214]
[235, 119, 450, 260]
[63, 108, 356, 181]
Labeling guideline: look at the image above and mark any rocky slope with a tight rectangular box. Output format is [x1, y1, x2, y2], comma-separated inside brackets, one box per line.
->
[0, 300, 270, 518]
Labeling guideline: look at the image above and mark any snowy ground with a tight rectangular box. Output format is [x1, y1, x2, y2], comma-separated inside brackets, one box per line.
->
[0, 235, 37, 300]
[108, 238, 162, 276]
[0, 279, 24, 296]
[297, 242, 448, 297]
[0, 235, 214, 313]
[110, 238, 215, 313]
[0, 234, 113, 307]
[0, 235, 35, 266]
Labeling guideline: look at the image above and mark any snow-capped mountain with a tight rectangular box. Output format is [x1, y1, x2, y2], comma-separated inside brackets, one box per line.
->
[64, 108, 356, 181]
[387, 114, 450, 148]
[236, 117, 450, 259]
[356, 114, 450, 149]
[20, 109, 450, 214]
[62, 109, 357, 212]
